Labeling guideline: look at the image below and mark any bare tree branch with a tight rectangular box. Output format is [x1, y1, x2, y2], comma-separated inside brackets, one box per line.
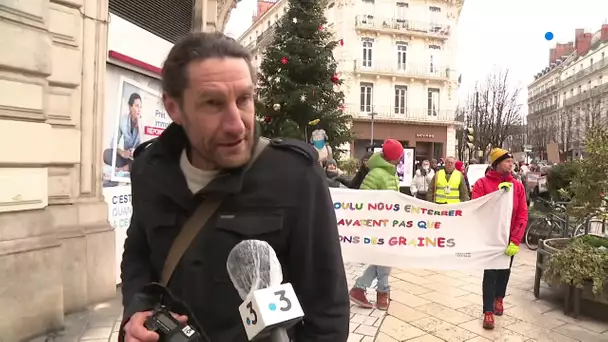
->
[459, 68, 524, 159]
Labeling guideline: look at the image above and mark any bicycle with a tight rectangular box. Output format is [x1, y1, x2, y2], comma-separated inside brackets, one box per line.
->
[525, 199, 575, 250]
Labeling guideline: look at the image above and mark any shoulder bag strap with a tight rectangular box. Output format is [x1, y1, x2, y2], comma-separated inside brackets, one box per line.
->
[160, 138, 270, 286]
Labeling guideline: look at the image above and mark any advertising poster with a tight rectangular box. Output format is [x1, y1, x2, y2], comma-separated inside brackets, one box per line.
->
[102, 74, 171, 284]
[374, 147, 415, 187]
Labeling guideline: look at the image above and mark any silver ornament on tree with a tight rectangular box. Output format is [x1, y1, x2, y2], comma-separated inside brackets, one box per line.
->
[273, 103, 281, 111]
[292, 17, 298, 24]
[300, 94, 307, 102]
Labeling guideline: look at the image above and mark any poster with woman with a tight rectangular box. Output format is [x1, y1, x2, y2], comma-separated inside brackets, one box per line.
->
[102, 77, 170, 187]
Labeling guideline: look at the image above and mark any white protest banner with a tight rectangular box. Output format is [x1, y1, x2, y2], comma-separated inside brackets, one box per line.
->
[330, 188, 513, 270]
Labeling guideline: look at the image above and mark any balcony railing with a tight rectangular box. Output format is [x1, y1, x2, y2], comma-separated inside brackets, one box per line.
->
[345, 104, 456, 123]
[562, 57, 608, 87]
[563, 82, 608, 106]
[529, 84, 558, 103]
[351, 59, 449, 80]
[354, 15, 451, 39]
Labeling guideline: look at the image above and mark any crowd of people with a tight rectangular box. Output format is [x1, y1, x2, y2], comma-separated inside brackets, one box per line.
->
[323, 141, 529, 330]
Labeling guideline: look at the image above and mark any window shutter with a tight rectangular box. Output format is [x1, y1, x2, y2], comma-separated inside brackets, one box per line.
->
[109, 0, 195, 43]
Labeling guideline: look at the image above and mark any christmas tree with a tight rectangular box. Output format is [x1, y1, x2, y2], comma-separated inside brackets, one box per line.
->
[255, 0, 352, 155]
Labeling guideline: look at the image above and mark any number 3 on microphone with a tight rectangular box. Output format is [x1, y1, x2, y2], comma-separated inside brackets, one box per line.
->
[274, 290, 292, 311]
[246, 301, 258, 325]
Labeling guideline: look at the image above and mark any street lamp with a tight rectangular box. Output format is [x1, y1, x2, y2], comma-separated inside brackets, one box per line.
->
[369, 110, 377, 146]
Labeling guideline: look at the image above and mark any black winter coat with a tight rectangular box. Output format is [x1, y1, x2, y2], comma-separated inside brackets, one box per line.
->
[119, 124, 349, 342]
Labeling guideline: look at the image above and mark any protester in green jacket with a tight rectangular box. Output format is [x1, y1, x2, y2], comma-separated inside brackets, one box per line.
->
[359, 151, 400, 191]
[349, 138, 403, 311]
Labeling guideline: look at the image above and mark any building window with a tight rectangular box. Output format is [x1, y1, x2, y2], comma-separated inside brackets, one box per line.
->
[362, 38, 374, 67]
[394, 85, 407, 114]
[429, 45, 441, 74]
[396, 2, 408, 22]
[427, 88, 440, 116]
[396, 42, 407, 71]
[360, 82, 374, 113]
[428, 6, 441, 31]
[433, 142, 443, 160]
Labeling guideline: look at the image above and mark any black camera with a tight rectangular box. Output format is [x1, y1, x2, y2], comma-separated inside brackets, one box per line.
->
[144, 305, 201, 342]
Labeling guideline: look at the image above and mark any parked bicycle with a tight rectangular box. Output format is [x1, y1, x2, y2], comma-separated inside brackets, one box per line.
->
[525, 198, 608, 250]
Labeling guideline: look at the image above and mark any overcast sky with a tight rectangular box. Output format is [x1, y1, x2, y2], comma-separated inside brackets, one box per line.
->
[225, 0, 608, 113]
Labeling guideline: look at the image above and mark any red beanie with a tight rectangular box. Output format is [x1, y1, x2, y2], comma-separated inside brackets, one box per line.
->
[382, 139, 403, 162]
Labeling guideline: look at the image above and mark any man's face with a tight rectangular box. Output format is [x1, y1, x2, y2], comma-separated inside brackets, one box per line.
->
[431, 160, 437, 168]
[164, 57, 255, 170]
[497, 158, 514, 174]
[327, 164, 337, 172]
[445, 158, 456, 172]
[422, 161, 430, 169]
[130, 99, 141, 120]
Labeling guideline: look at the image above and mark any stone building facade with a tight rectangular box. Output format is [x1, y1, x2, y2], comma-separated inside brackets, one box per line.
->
[0, 0, 236, 341]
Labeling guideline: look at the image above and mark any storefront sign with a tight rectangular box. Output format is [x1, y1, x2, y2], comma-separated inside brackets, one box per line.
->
[416, 133, 435, 139]
[331, 188, 513, 270]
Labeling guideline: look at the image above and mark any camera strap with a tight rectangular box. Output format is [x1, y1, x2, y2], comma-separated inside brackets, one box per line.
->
[160, 137, 270, 286]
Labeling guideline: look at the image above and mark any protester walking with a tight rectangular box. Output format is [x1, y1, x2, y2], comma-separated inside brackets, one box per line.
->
[348, 139, 403, 311]
[410, 159, 434, 200]
[472, 148, 528, 330]
[427, 156, 470, 203]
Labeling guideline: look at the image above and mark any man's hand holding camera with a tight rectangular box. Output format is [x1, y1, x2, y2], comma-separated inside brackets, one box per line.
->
[124, 311, 188, 342]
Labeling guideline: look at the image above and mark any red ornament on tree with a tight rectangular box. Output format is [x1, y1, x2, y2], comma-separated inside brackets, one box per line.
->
[318, 25, 324, 31]
[331, 73, 339, 84]
[338, 104, 346, 111]
[264, 115, 271, 123]
[280, 57, 288, 64]
[339, 39, 344, 46]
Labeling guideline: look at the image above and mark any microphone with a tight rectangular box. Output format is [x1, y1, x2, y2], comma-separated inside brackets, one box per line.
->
[227, 240, 304, 341]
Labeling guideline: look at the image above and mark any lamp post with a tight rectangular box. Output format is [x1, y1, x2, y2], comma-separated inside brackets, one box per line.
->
[369, 110, 377, 146]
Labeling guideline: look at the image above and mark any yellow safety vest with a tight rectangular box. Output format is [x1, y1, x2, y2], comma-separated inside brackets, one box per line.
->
[435, 169, 462, 204]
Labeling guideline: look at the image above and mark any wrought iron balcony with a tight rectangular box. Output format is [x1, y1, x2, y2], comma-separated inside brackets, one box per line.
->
[563, 82, 608, 107]
[354, 15, 451, 40]
[529, 84, 559, 103]
[561, 57, 608, 87]
[345, 104, 456, 123]
[351, 59, 450, 80]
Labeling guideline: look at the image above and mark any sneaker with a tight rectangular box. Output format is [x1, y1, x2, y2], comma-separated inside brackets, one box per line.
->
[349, 287, 373, 308]
[483, 311, 495, 330]
[376, 291, 390, 310]
[494, 297, 504, 316]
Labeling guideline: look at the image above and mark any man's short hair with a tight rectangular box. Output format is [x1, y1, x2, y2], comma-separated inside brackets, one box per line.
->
[162, 32, 253, 100]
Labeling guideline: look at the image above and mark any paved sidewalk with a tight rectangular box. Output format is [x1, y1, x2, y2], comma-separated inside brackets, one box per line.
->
[345, 247, 608, 342]
[31, 247, 608, 342]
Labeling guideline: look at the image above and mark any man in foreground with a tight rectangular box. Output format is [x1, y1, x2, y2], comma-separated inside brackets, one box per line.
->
[120, 32, 349, 341]
[427, 156, 470, 204]
[472, 148, 528, 330]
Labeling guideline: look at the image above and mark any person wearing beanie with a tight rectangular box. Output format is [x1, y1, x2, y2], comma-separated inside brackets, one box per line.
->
[427, 156, 470, 203]
[472, 148, 528, 330]
[349, 138, 402, 311]
[324, 159, 347, 188]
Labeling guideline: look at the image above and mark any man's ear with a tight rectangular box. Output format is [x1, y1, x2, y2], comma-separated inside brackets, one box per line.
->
[163, 93, 183, 125]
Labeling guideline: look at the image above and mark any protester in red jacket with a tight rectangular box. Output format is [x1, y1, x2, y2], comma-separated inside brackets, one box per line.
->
[472, 148, 528, 331]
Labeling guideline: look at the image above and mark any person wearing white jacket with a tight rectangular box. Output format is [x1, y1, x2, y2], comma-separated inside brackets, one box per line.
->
[410, 159, 435, 200]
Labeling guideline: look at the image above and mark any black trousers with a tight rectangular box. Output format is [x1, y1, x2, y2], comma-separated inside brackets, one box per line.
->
[482, 256, 514, 312]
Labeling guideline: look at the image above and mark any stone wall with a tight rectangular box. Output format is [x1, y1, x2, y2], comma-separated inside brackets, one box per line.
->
[0, 0, 116, 341]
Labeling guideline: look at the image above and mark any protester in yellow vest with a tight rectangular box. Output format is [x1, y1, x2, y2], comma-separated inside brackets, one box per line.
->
[427, 156, 470, 203]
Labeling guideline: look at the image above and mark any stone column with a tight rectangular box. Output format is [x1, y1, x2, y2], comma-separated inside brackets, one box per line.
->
[193, 0, 238, 33]
[0, 0, 115, 340]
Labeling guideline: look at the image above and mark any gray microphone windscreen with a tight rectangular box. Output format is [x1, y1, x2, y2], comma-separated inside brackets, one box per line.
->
[226, 240, 284, 300]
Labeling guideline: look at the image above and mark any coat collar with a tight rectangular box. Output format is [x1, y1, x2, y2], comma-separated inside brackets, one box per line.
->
[137, 122, 263, 210]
